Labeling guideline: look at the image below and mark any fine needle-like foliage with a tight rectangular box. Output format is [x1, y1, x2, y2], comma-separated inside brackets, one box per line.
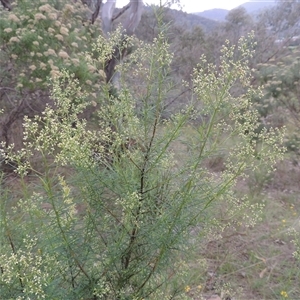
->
[0, 25, 284, 300]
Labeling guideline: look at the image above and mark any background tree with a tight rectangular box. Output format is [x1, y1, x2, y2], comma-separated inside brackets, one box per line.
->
[225, 7, 253, 45]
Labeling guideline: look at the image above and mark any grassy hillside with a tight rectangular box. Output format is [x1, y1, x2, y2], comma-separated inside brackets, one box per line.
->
[194, 1, 276, 21]
[194, 8, 228, 22]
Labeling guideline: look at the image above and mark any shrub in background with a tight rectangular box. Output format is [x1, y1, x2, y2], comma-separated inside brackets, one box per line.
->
[0, 0, 103, 90]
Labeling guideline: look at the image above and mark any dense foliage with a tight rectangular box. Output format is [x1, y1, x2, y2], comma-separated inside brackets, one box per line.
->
[1, 0, 300, 299]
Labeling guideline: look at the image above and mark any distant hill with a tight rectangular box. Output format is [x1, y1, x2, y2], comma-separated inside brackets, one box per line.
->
[134, 5, 218, 39]
[194, 8, 228, 22]
[194, 1, 276, 22]
[238, 1, 276, 14]
[165, 8, 218, 32]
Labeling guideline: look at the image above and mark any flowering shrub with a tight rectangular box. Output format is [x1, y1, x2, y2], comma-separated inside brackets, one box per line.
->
[0, 0, 112, 150]
[0, 0, 103, 91]
[0, 20, 286, 299]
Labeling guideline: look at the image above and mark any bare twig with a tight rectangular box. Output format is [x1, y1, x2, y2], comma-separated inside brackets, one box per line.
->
[163, 88, 191, 110]
[0, 95, 27, 148]
[0, 87, 16, 92]
[112, 3, 130, 22]
[0, 0, 12, 11]
[91, 0, 102, 24]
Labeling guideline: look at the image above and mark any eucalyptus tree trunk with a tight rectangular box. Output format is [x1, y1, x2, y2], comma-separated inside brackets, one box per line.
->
[101, 0, 144, 91]
[0, 0, 12, 10]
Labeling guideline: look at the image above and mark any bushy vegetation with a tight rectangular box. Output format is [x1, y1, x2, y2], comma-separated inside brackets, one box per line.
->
[0, 0, 300, 299]
[0, 0, 106, 150]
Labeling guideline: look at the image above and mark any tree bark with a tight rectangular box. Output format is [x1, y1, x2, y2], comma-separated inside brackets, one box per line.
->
[0, 0, 12, 10]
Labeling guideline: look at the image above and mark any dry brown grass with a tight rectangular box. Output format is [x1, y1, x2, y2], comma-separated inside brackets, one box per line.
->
[184, 157, 300, 300]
